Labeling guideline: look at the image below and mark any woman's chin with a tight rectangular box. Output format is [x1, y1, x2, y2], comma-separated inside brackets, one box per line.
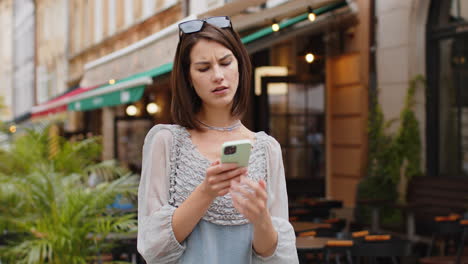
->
[205, 99, 234, 110]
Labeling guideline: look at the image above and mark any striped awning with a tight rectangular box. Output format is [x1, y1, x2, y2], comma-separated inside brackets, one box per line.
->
[68, 76, 153, 111]
[31, 86, 97, 118]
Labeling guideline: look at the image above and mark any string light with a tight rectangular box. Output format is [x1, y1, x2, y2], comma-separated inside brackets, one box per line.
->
[308, 6, 316, 22]
[271, 19, 280, 32]
[126, 105, 138, 116]
[146, 102, 160, 114]
[305, 53, 315, 63]
[9, 125, 16, 133]
[109, 79, 116, 85]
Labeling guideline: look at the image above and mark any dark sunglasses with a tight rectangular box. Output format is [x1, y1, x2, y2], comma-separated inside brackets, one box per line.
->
[178, 16, 232, 37]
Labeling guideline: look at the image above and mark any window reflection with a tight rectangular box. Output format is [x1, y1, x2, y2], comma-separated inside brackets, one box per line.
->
[267, 81, 325, 179]
[438, 36, 468, 176]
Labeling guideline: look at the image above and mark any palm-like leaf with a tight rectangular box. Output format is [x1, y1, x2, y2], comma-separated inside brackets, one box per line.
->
[0, 127, 139, 264]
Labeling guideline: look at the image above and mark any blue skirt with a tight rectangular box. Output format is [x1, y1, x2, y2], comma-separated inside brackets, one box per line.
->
[179, 219, 253, 264]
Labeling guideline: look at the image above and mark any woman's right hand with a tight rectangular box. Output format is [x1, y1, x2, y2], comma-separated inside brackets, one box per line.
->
[200, 160, 247, 199]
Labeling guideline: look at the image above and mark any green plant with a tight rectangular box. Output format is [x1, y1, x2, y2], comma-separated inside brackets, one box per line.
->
[0, 127, 138, 264]
[357, 76, 425, 227]
[0, 127, 102, 176]
[363, 75, 425, 201]
[395, 76, 424, 188]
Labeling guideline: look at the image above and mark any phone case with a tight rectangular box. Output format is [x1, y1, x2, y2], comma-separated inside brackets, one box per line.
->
[220, 139, 252, 167]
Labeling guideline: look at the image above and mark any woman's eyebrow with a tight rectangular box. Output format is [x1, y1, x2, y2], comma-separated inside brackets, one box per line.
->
[194, 61, 210, 65]
[194, 54, 232, 65]
[219, 54, 232, 61]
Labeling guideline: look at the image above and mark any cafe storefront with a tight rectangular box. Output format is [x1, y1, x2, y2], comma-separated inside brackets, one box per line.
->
[242, 0, 370, 207]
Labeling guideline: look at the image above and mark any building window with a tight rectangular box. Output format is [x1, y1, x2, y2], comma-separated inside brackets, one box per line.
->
[260, 76, 325, 179]
[427, 0, 468, 177]
[437, 37, 468, 176]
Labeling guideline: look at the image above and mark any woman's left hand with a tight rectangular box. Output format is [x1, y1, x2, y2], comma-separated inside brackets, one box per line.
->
[230, 176, 270, 226]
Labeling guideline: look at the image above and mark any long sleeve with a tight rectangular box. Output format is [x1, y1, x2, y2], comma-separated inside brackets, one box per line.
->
[253, 137, 299, 263]
[138, 125, 185, 264]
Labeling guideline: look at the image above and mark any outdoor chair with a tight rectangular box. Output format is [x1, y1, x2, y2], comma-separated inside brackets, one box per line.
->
[295, 218, 347, 238]
[352, 234, 409, 264]
[419, 219, 468, 264]
[426, 215, 462, 257]
[324, 240, 354, 264]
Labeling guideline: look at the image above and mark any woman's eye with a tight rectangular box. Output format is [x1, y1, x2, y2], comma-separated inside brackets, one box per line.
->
[198, 68, 209, 72]
[221, 61, 232, 66]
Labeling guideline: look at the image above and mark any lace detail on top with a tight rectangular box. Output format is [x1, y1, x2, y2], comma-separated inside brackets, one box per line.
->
[164, 124, 269, 225]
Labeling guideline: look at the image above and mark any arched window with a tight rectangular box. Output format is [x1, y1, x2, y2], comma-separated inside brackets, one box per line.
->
[427, 0, 468, 177]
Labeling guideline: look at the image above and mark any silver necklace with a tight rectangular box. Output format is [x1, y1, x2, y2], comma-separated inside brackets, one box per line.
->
[197, 120, 242, 132]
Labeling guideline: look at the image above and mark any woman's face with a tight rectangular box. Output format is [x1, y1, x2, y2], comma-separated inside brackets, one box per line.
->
[189, 39, 239, 110]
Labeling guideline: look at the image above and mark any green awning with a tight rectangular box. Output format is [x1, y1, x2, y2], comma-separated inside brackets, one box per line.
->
[68, 63, 172, 111]
[241, 1, 347, 44]
[68, 85, 145, 111]
[68, 76, 152, 111]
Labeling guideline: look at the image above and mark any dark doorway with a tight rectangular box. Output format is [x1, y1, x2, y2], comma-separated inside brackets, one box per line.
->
[259, 75, 325, 197]
[427, 0, 468, 177]
[114, 116, 153, 173]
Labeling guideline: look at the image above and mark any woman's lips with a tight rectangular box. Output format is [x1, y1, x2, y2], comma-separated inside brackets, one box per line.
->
[212, 86, 228, 94]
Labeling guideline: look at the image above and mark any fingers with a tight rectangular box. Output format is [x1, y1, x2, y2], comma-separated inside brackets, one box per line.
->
[231, 192, 246, 214]
[208, 166, 247, 183]
[230, 177, 269, 222]
[212, 180, 234, 191]
[258, 179, 266, 190]
[231, 191, 254, 211]
[202, 161, 247, 198]
[230, 189, 267, 221]
[208, 162, 239, 175]
[222, 167, 247, 181]
[218, 187, 231, 197]
[231, 177, 268, 202]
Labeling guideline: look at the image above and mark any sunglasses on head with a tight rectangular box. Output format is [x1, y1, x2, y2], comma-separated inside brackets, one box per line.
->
[178, 16, 232, 37]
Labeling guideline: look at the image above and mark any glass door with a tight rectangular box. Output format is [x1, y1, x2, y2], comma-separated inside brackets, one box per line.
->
[259, 75, 325, 180]
[438, 35, 468, 176]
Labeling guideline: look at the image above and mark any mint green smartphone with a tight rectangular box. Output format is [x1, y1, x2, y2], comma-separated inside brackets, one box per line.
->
[220, 139, 252, 167]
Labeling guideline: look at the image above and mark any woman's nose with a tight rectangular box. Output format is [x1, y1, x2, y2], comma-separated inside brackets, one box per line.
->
[212, 65, 224, 82]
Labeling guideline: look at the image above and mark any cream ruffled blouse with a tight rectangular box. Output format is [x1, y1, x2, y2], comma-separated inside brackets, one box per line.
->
[137, 124, 298, 264]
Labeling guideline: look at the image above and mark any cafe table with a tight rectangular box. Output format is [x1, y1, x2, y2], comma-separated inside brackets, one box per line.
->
[289, 198, 343, 220]
[296, 236, 342, 263]
[292, 221, 332, 233]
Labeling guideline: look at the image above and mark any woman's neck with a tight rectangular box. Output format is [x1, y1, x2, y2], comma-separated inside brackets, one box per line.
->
[196, 106, 239, 128]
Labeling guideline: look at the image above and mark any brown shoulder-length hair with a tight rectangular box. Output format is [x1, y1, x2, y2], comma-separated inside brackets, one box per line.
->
[170, 22, 252, 130]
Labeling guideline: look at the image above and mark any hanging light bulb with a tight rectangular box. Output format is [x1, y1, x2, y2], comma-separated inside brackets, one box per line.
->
[109, 79, 116, 85]
[308, 7, 316, 22]
[305, 53, 315, 63]
[146, 102, 160, 114]
[9, 125, 16, 133]
[126, 105, 138, 116]
[271, 19, 280, 32]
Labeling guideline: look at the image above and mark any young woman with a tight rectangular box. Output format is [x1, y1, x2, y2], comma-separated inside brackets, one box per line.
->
[138, 16, 298, 263]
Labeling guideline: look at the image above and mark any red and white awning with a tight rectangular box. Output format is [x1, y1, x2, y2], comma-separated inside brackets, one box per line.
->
[31, 85, 98, 118]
